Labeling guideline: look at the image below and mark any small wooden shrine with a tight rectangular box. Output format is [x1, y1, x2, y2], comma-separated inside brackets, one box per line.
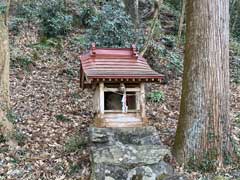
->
[80, 43, 164, 127]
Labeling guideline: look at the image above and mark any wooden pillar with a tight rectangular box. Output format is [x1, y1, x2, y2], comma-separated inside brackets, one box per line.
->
[80, 66, 84, 89]
[136, 91, 140, 117]
[99, 82, 104, 118]
[93, 87, 100, 114]
[140, 83, 146, 118]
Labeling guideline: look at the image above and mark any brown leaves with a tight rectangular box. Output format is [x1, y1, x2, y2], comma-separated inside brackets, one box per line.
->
[0, 18, 239, 180]
[0, 25, 93, 179]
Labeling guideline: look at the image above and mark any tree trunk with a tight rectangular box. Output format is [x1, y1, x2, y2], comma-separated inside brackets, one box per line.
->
[0, 17, 13, 139]
[123, 0, 139, 29]
[177, 0, 186, 46]
[173, 0, 230, 169]
[4, 0, 11, 25]
[140, 0, 163, 56]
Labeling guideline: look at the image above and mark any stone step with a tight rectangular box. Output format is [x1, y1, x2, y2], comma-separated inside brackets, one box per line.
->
[92, 144, 171, 166]
[89, 126, 162, 146]
[89, 126, 174, 180]
[91, 161, 174, 180]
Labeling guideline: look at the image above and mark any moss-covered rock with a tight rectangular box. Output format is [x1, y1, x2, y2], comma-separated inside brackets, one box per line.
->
[90, 127, 174, 180]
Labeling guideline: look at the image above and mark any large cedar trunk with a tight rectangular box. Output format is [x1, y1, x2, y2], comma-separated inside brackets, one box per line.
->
[0, 18, 13, 136]
[173, 0, 230, 168]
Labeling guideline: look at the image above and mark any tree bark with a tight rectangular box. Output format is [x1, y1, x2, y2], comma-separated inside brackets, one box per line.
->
[0, 0, 15, 146]
[123, 0, 139, 29]
[173, 0, 230, 169]
[177, 0, 186, 46]
[0, 17, 13, 139]
[4, 0, 11, 25]
[140, 0, 163, 56]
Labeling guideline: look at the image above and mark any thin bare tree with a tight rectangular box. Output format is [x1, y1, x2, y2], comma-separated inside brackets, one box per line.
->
[0, 0, 15, 146]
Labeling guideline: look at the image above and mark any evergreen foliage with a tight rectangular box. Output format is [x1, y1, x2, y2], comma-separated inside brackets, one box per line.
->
[147, 91, 165, 103]
[38, 0, 73, 38]
[64, 134, 88, 153]
[230, 0, 240, 40]
[0, 2, 6, 15]
[77, 0, 97, 27]
[86, 2, 136, 47]
[13, 0, 73, 38]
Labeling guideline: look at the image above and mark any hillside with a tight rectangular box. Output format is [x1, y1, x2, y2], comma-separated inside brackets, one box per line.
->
[0, 0, 239, 179]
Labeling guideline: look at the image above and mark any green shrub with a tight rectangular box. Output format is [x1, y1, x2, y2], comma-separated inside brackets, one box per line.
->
[9, 17, 26, 34]
[167, 51, 183, 73]
[6, 110, 19, 124]
[145, 40, 183, 77]
[0, 2, 6, 15]
[14, 55, 34, 72]
[231, 39, 240, 57]
[10, 47, 36, 72]
[15, 0, 41, 21]
[164, 0, 181, 11]
[38, 0, 73, 38]
[233, 113, 240, 161]
[78, 1, 96, 27]
[230, 39, 240, 84]
[0, 134, 6, 144]
[147, 91, 165, 103]
[71, 35, 88, 50]
[55, 114, 71, 122]
[11, 130, 27, 146]
[14, 0, 73, 38]
[69, 163, 82, 175]
[30, 38, 63, 51]
[9, 1, 41, 34]
[230, 3, 240, 41]
[65, 135, 88, 153]
[86, 2, 136, 47]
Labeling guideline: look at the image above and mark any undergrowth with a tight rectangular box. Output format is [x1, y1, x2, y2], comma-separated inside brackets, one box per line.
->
[6, 110, 20, 124]
[86, 1, 136, 47]
[187, 149, 218, 173]
[55, 114, 72, 122]
[64, 134, 88, 153]
[11, 129, 27, 146]
[147, 91, 165, 103]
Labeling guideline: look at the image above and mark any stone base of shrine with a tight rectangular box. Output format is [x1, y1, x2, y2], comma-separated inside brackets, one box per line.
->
[89, 126, 180, 180]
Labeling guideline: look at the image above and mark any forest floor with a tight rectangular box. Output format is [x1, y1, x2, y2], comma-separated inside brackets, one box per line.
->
[0, 17, 240, 180]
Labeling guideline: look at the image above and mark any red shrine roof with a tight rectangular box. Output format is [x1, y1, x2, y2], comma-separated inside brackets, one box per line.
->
[80, 43, 164, 88]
